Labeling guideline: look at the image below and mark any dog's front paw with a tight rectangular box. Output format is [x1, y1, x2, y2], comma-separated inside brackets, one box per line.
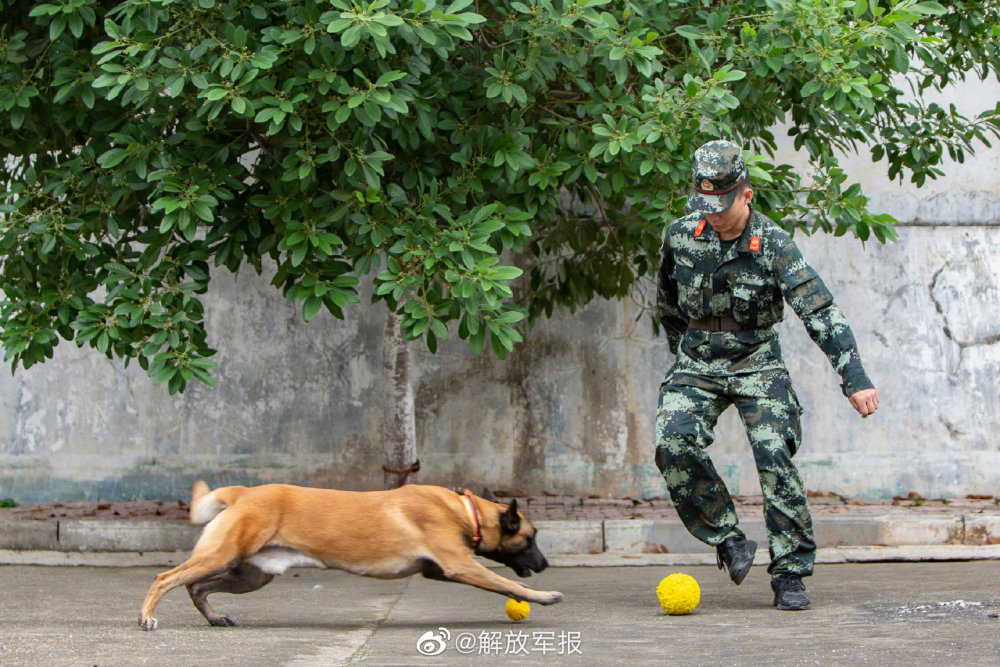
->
[138, 615, 158, 631]
[208, 615, 237, 627]
[534, 590, 563, 605]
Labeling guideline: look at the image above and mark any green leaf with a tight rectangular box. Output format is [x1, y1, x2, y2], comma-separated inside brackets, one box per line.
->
[303, 297, 322, 322]
[912, 2, 947, 16]
[675, 25, 703, 41]
[430, 318, 448, 339]
[97, 148, 130, 168]
[291, 244, 308, 267]
[151, 365, 177, 385]
[801, 80, 823, 97]
[491, 266, 523, 280]
[341, 25, 362, 47]
[469, 328, 485, 356]
[713, 69, 746, 83]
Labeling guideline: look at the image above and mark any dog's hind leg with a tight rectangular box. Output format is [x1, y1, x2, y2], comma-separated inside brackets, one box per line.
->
[187, 561, 275, 626]
[139, 550, 241, 630]
[140, 512, 273, 630]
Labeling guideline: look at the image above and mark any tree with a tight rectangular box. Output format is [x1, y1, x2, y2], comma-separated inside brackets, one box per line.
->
[2, 0, 998, 396]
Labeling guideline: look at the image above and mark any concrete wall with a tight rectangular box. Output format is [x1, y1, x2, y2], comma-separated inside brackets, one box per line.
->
[2, 79, 998, 503]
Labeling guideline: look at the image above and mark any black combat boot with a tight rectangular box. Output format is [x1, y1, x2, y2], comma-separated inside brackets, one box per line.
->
[716, 535, 757, 585]
[772, 574, 811, 610]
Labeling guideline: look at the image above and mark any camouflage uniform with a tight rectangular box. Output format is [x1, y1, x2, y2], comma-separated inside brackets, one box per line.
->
[655, 142, 873, 578]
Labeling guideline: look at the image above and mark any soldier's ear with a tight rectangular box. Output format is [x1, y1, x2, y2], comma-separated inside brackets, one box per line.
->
[500, 499, 520, 534]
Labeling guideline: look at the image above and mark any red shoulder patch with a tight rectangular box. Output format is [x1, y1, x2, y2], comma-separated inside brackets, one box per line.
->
[749, 236, 760, 252]
[694, 220, 706, 238]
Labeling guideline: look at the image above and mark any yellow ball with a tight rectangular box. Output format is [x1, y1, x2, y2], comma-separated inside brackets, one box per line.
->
[505, 599, 531, 621]
[656, 573, 700, 615]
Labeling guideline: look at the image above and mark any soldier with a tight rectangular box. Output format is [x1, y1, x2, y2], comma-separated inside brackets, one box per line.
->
[655, 139, 879, 610]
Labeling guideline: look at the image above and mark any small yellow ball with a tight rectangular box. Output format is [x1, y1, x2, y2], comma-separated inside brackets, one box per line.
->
[505, 599, 531, 622]
[656, 573, 700, 615]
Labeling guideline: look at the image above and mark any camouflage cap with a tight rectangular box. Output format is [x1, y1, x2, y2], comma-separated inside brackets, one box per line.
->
[687, 140, 748, 214]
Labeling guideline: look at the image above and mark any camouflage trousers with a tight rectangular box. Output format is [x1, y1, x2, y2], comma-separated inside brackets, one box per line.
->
[654, 368, 816, 577]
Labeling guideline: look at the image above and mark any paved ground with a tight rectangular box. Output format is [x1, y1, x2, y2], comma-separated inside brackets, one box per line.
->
[2, 489, 998, 665]
[1, 562, 998, 666]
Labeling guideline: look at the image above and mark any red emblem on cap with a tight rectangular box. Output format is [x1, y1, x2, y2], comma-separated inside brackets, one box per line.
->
[694, 220, 706, 238]
[749, 236, 760, 252]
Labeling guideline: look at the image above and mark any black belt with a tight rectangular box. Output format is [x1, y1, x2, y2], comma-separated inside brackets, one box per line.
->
[688, 315, 744, 332]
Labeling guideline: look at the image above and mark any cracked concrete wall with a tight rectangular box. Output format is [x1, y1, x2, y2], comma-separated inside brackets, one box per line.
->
[710, 226, 1000, 499]
[1, 79, 998, 502]
[5, 220, 995, 503]
[0, 271, 390, 502]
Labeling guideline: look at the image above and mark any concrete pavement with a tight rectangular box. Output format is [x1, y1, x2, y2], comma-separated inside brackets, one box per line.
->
[2, 494, 999, 665]
[1, 562, 998, 666]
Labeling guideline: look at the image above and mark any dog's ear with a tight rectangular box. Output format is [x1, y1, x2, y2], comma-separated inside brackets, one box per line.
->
[481, 487, 500, 503]
[500, 498, 521, 534]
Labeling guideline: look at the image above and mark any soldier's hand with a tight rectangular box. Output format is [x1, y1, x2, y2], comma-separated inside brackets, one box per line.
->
[849, 388, 879, 418]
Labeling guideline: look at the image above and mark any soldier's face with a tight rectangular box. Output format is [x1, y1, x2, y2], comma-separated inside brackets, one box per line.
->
[705, 188, 753, 240]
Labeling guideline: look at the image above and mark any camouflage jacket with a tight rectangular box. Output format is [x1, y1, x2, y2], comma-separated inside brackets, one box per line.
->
[656, 208, 873, 397]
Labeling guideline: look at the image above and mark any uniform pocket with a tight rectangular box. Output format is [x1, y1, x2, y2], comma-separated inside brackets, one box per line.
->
[671, 266, 705, 319]
[785, 381, 804, 457]
[731, 276, 775, 327]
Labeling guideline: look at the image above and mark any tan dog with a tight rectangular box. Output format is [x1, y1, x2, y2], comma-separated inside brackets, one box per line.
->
[139, 482, 563, 630]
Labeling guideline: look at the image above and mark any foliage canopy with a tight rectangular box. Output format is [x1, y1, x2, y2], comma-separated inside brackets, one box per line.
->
[1, 0, 998, 392]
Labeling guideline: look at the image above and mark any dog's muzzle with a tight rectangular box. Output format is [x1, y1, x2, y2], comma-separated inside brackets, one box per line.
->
[510, 546, 549, 577]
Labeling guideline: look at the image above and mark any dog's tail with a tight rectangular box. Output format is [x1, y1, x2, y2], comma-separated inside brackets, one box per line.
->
[189, 480, 246, 524]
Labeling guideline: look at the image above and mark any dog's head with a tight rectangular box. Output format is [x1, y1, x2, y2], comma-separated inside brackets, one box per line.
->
[469, 488, 550, 578]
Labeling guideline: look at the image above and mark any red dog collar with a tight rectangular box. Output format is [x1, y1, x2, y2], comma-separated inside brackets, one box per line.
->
[462, 494, 482, 548]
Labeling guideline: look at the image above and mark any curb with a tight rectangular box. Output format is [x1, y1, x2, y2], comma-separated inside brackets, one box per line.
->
[534, 513, 1000, 556]
[0, 519, 200, 552]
